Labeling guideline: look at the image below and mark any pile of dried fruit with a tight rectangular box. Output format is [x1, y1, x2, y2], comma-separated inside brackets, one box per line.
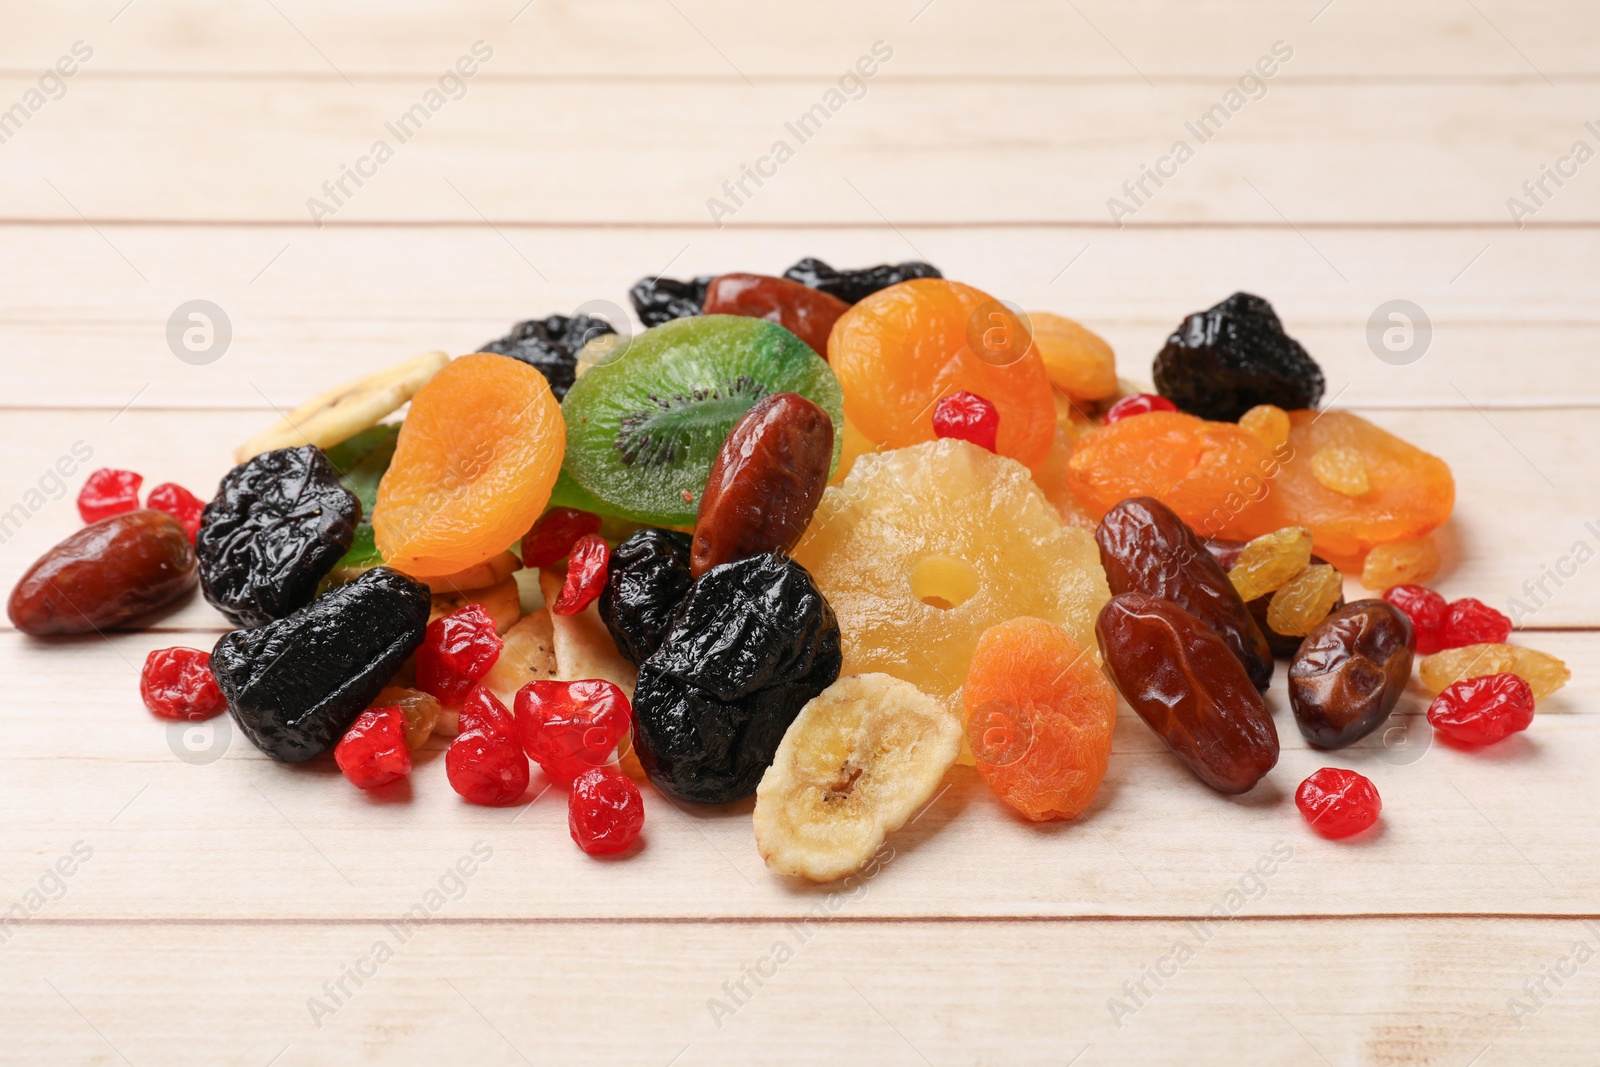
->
[7, 267, 1570, 872]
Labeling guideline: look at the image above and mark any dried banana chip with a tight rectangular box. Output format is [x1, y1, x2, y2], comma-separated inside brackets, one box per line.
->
[754, 673, 960, 883]
[539, 568, 638, 698]
[481, 609, 557, 712]
[234, 351, 449, 463]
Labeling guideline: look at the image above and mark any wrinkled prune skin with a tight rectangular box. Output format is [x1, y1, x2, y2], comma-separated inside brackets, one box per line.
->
[197, 446, 360, 628]
[211, 567, 430, 762]
[480, 314, 617, 400]
[1095, 498, 1273, 692]
[629, 275, 712, 328]
[1096, 592, 1279, 794]
[600, 529, 695, 666]
[1153, 292, 1325, 422]
[781, 257, 943, 305]
[8, 510, 196, 635]
[631, 553, 842, 804]
[1289, 599, 1414, 749]
[1205, 537, 1346, 658]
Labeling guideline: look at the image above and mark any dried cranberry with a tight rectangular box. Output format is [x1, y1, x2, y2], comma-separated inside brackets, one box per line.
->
[1427, 673, 1535, 747]
[446, 687, 528, 805]
[1441, 598, 1512, 650]
[140, 647, 226, 722]
[522, 507, 603, 568]
[569, 767, 645, 855]
[515, 679, 630, 781]
[1295, 767, 1381, 839]
[553, 534, 609, 616]
[416, 603, 504, 705]
[1103, 393, 1178, 425]
[932, 390, 1000, 453]
[78, 468, 143, 524]
[334, 706, 412, 789]
[146, 483, 205, 544]
[1382, 584, 1448, 655]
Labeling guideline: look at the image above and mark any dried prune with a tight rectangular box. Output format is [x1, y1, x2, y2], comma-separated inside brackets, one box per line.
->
[631, 553, 842, 804]
[480, 313, 617, 400]
[599, 528, 695, 665]
[9, 510, 197, 636]
[1206, 537, 1345, 657]
[781, 257, 942, 304]
[1095, 497, 1273, 692]
[691, 392, 834, 578]
[629, 274, 712, 328]
[1288, 599, 1414, 749]
[197, 446, 359, 628]
[1153, 292, 1325, 422]
[210, 567, 430, 762]
[1096, 592, 1278, 794]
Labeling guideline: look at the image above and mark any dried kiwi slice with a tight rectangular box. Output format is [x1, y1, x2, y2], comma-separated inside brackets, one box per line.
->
[559, 315, 843, 526]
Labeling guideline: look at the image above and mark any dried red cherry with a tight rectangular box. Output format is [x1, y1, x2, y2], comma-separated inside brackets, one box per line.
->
[1103, 393, 1177, 425]
[140, 647, 226, 722]
[569, 767, 645, 855]
[691, 392, 834, 578]
[701, 273, 850, 357]
[145, 483, 205, 544]
[1295, 767, 1381, 839]
[78, 468, 143, 524]
[1441, 598, 1512, 650]
[932, 390, 1000, 453]
[334, 706, 412, 789]
[1382, 584, 1448, 655]
[446, 686, 529, 806]
[1427, 673, 1535, 747]
[515, 678, 631, 781]
[416, 603, 504, 705]
[521, 507, 602, 568]
[553, 534, 609, 615]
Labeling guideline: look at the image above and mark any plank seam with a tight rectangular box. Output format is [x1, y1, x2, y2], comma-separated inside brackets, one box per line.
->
[12, 913, 1600, 926]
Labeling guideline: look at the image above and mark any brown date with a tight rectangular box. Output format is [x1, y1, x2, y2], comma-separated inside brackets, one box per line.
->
[8, 510, 198, 635]
[1095, 497, 1273, 692]
[1096, 592, 1279, 794]
[691, 391, 834, 578]
[701, 273, 850, 357]
[1289, 599, 1414, 748]
[1205, 537, 1346, 658]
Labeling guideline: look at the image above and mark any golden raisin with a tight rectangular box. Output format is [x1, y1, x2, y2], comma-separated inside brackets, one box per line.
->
[1266, 563, 1343, 637]
[1420, 643, 1570, 701]
[1229, 526, 1313, 602]
[1361, 536, 1441, 589]
[1310, 447, 1370, 497]
[1238, 404, 1290, 451]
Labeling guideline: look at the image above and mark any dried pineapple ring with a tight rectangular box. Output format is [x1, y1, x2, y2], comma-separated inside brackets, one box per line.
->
[792, 439, 1110, 702]
[234, 351, 449, 463]
[753, 673, 960, 882]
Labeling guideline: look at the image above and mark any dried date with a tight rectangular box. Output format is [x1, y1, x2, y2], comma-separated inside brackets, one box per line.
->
[1289, 599, 1415, 749]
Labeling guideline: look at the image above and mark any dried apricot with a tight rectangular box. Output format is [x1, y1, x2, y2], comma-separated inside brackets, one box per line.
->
[963, 617, 1117, 821]
[1028, 312, 1117, 402]
[373, 353, 564, 577]
[1065, 410, 1281, 540]
[1263, 410, 1454, 562]
[828, 279, 1055, 467]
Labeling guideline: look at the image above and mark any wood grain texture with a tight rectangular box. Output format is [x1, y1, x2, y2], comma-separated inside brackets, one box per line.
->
[3, 0, 1597, 1062]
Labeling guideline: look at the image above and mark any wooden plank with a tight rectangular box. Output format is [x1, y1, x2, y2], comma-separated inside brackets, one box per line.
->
[3, 78, 1600, 224]
[0, 621, 1591, 921]
[5, 0, 1597, 79]
[2, 919, 1596, 1064]
[2, 406, 1595, 626]
[0, 225, 1594, 410]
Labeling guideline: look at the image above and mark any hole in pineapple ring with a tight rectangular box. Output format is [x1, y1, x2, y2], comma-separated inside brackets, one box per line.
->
[909, 554, 980, 610]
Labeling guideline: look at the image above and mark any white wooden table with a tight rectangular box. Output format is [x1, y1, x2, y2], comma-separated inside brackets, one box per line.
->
[2, 2, 1597, 1063]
